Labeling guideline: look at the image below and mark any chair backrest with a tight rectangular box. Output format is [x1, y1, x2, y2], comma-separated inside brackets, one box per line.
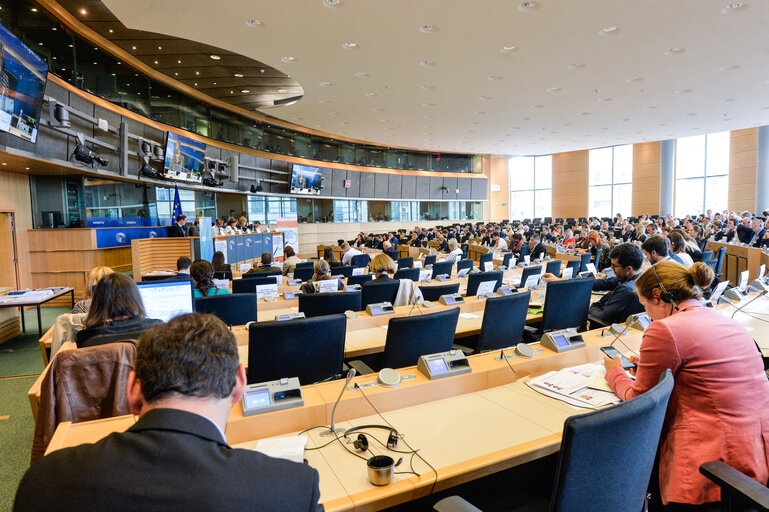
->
[347, 274, 373, 286]
[545, 260, 561, 276]
[579, 253, 592, 273]
[295, 261, 315, 270]
[456, 258, 473, 274]
[362, 280, 400, 309]
[79, 329, 149, 349]
[519, 265, 543, 288]
[247, 314, 346, 385]
[565, 259, 581, 277]
[394, 267, 420, 281]
[541, 278, 594, 331]
[212, 270, 232, 281]
[519, 243, 529, 258]
[299, 291, 362, 317]
[701, 249, 713, 263]
[431, 261, 453, 279]
[466, 271, 504, 296]
[418, 283, 460, 302]
[331, 265, 354, 278]
[381, 307, 460, 369]
[550, 371, 674, 512]
[243, 270, 282, 278]
[475, 290, 531, 353]
[233, 277, 278, 294]
[714, 246, 726, 276]
[502, 253, 514, 268]
[424, 255, 437, 267]
[593, 248, 603, 269]
[397, 257, 414, 268]
[293, 266, 315, 282]
[479, 252, 493, 266]
[194, 294, 257, 326]
[351, 254, 371, 268]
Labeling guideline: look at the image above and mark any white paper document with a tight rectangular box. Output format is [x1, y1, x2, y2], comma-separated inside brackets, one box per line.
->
[459, 313, 480, 320]
[254, 435, 308, 464]
[526, 363, 620, 409]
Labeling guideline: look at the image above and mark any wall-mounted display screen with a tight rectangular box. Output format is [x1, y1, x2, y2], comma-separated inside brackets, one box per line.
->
[163, 132, 206, 183]
[0, 22, 48, 144]
[290, 164, 323, 195]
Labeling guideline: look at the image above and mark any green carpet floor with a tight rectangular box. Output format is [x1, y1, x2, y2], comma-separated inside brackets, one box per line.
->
[0, 307, 67, 512]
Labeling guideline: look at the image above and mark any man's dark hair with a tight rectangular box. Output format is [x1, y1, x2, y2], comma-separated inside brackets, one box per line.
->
[176, 214, 186, 222]
[135, 313, 238, 403]
[260, 252, 273, 265]
[641, 235, 670, 257]
[609, 243, 643, 270]
[177, 256, 192, 271]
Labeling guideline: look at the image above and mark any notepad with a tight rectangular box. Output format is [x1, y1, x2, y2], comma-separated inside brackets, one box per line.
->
[255, 435, 308, 464]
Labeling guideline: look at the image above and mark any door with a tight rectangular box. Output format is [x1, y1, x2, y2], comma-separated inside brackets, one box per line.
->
[0, 212, 20, 290]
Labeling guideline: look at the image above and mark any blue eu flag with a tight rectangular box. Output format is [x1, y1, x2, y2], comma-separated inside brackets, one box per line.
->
[172, 185, 183, 221]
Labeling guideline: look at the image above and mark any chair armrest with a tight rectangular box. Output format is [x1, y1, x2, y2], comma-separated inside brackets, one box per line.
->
[700, 461, 769, 511]
[347, 360, 375, 375]
[434, 496, 484, 512]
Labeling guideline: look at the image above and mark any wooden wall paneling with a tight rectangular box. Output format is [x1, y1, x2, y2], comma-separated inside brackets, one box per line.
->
[489, 157, 508, 222]
[551, 150, 589, 218]
[728, 128, 758, 212]
[0, 214, 17, 289]
[0, 172, 33, 289]
[632, 142, 661, 216]
[0, 313, 21, 345]
[29, 229, 96, 251]
[132, 238, 193, 279]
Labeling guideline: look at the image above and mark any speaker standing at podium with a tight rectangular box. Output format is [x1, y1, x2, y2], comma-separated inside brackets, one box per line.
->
[14, 314, 323, 512]
[604, 261, 769, 509]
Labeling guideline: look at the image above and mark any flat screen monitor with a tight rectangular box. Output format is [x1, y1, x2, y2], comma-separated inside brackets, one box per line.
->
[0, 22, 48, 144]
[163, 132, 206, 183]
[290, 164, 323, 195]
[137, 280, 194, 322]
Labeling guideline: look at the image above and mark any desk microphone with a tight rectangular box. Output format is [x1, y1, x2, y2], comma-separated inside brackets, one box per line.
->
[731, 289, 768, 319]
[324, 368, 357, 437]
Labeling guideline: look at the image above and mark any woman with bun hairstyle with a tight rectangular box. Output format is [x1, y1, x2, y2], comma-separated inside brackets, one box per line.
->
[604, 261, 769, 510]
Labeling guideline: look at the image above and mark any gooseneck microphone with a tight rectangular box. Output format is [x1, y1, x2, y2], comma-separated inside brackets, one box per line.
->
[324, 368, 357, 437]
[731, 289, 769, 319]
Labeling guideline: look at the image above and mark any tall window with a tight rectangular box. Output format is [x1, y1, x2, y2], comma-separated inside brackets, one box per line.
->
[674, 132, 729, 217]
[588, 145, 632, 218]
[509, 155, 552, 220]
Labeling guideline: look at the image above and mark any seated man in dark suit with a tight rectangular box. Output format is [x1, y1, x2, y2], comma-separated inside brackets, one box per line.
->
[15, 313, 322, 511]
[736, 216, 753, 244]
[528, 234, 546, 261]
[246, 252, 282, 274]
[587, 243, 644, 326]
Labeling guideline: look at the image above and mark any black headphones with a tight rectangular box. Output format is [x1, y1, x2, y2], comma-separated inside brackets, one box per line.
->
[651, 264, 676, 304]
[344, 425, 399, 451]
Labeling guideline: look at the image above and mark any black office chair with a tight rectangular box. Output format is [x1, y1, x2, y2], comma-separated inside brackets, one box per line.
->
[592, 248, 603, 270]
[518, 265, 542, 288]
[479, 252, 493, 268]
[78, 330, 147, 349]
[380, 307, 460, 370]
[295, 261, 315, 271]
[419, 283, 460, 302]
[700, 461, 769, 512]
[243, 270, 282, 279]
[361, 279, 400, 309]
[140, 274, 171, 282]
[397, 257, 414, 269]
[564, 259, 581, 278]
[714, 246, 727, 278]
[466, 271, 503, 297]
[578, 253, 592, 273]
[299, 291, 362, 317]
[347, 274, 373, 286]
[431, 261, 453, 279]
[424, 255, 437, 267]
[539, 277, 594, 332]
[456, 258, 473, 275]
[212, 270, 233, 281]
[247, 314, 346, 385]
[330, 265, 354, 278]
[502, 253, 514, 268]
[293, 266, 315, 282]
[434, 371, 674, 512]
[195, 294, 257, 326]
[233, 277, 278, 294]
[351, 254, 371, 268]
[545, 260, 561, 276]
[460, 291, 531, 354]
[394, 267, 420, 281]
[518, 243, 529, 259]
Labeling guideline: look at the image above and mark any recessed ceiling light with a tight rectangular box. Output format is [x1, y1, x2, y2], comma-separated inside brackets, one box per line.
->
[194, 83, 198, 86]
[342, 42, 358, 49]
[687, 113, 698, 116]
[157, 46, 162, 50]
[174, 72, 178, 76]
[318, 99, 330, 103]
[277, 88, 287, 93]
[213, 82, 217, 85]
[720, 64, 740, 71]
[664, 48, 685, 55]
[622, 118, 631, 121]
[246, 19, 262, 27]
[598, 97, 613, 102]
[421, 59, 436, 67]
[364, 92, 377, 97]
[328, 111, 338, 115]
[645, 105, 658, 110]
[480, 96, 493, 100]
[567, 63, 585, 70]
[722, 2, 747, 14]
[210, 55, 221, 60]
[354, 71, 369, 78]
[626, 76, 643, 83]
[422, 103, 434, 107]
[488, 75, 504, 81]
[282, 56, 296, 63]
[30, 7, 37, 12]
[599, 26, 618, 36]
[234, 73, 244, 77]
[420, 24, 438, 33]
[530, 104, 544, 109]
[323, 0, 341, 8]
[79, 8, 86, 14]
[339, 121, 348, 125]
[501, 46, 519, 54]
[675, 88, 693, 94]
[108, 29, 114, 33]
[154, 60, 158, 64]
[230, 90, 234, 94]
[546, 87, 561, 93]
[318, 81, 332, 86]
[518, 1, 540, 11]
[421, 84, 435, 90]
[131, 45, 136, 50]
[580, 112, 591, 116]
[372, 108, 384, 112]
[723, 98, 735, 102]
[241, 89, 250, 93]
[474, 111, 486, 114]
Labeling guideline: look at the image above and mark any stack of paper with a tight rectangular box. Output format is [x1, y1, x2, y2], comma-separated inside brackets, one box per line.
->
[526, 363, 620, 409]
[254, 435, 308, 464]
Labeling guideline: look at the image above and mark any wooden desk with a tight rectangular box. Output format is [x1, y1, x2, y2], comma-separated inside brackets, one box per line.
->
[707, 241, 765, 285]
[44, 327, 642, 511]
[0, 287, 75, 337]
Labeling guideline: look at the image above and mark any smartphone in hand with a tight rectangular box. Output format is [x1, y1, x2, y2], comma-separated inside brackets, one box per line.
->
[601, 346, 636, 369]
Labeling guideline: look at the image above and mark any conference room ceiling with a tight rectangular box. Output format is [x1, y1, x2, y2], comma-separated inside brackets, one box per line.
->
[96, 0, 768, 156]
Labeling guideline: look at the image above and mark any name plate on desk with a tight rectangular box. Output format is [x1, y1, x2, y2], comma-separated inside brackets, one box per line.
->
[483, 261, 493, 272]
[275, 312, 306, 321]
[540, 328, 585, 353]
[439, 293, 465, 305]
[367, 302, 395, 316]
[457, 267, 470, 278]
[256, 284, 279, 300]
[626, 313, 652, 331]
[241, 377, 303, 416]
[319, 279, 340, 293]
[417, 351, 472, 380]
[418, 269, 432, 282]
[352, 267, 366, 276]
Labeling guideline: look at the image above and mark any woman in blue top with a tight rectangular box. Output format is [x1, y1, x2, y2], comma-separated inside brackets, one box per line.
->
[191, 259, 232, 298]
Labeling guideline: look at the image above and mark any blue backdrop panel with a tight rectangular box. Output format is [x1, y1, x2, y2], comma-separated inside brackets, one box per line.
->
[95, 227, 167, 248]
[235, 235, 245, 263]
[226, 237, 238, 264]
[253, 233, 264, 260]
[262, 233, 272, 259]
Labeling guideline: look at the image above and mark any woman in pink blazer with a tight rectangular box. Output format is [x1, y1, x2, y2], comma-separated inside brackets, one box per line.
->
[605, 261, 769, 509]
